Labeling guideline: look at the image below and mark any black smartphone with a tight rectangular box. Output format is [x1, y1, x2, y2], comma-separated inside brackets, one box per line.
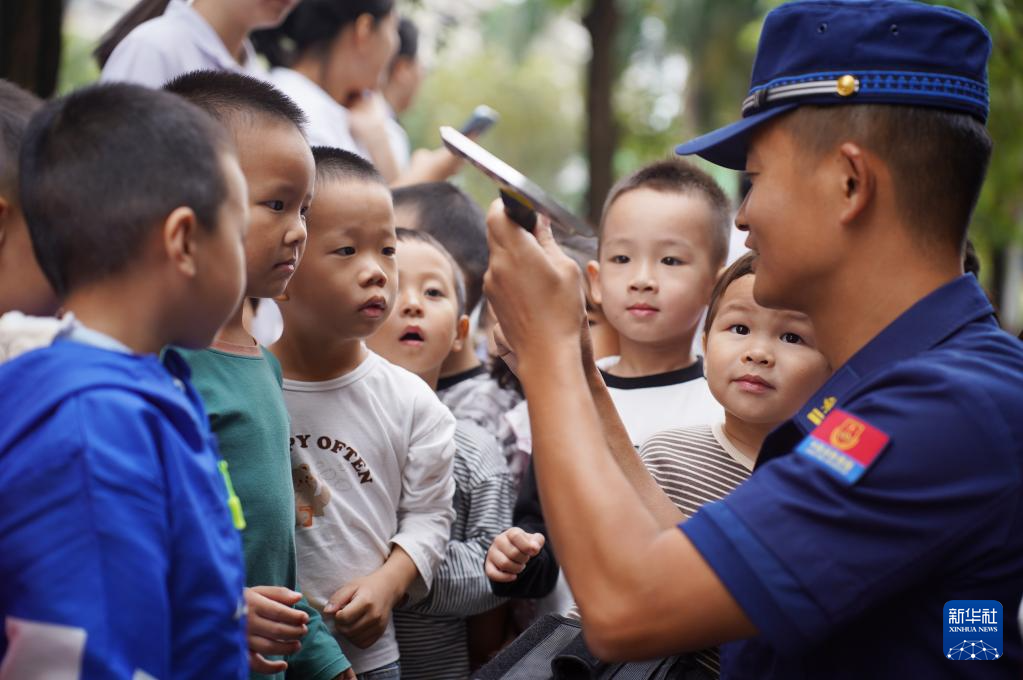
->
[459, 105, 500, 138]
[440, 126, 592, 237]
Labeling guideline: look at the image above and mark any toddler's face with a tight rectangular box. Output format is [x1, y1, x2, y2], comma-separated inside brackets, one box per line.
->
[703, 274, 831, 426]
[235, 121, 314, 300]
[591, 188, 718, 348]
[366, 239, 463, 381]
[282, 178, 397, 342]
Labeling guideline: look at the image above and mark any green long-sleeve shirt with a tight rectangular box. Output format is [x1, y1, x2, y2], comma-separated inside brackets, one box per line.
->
[180, 342, 350, 680]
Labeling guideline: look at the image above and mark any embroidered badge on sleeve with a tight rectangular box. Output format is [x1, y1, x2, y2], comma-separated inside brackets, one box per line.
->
[795, 408, 890, 484]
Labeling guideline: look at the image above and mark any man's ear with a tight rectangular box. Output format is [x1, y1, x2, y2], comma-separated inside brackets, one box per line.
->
[585, 260, 602, 306]
[451, 314, 470, 353]
[164, 207, 200, 278]
[836, 141, 875, 227]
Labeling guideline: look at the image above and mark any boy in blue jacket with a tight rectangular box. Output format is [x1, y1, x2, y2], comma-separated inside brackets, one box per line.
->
[0, 83, 250, 679]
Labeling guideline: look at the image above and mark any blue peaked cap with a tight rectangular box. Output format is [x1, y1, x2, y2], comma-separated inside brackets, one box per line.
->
[675, 0, 992, 170]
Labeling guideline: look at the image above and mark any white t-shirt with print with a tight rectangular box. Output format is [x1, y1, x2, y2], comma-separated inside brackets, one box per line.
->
[284, 350, 455, 673]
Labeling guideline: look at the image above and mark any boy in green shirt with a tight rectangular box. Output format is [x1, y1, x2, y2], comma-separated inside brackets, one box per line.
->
[165, 71, 353, 680]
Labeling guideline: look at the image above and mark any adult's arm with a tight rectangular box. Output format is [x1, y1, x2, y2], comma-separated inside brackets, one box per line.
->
[483, 205, 756, 660]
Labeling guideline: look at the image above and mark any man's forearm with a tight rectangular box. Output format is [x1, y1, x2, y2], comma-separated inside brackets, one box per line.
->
[584, 363, 684, 528]
[518, 347, 666, 617]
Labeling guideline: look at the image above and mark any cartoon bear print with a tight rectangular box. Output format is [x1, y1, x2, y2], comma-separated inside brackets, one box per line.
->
[292, 464, 331, 528]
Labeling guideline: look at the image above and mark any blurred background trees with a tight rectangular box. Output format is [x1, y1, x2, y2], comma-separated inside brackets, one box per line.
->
[2, 0, 1021, 330]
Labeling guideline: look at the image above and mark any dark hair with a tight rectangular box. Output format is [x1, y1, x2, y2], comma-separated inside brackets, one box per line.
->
[782, 105, 992, 251]
[253, 0, 395, 68]
[391, 16, 419, 69]
[93, 0, 171, 68]
[703, 252, 756, 336]
[391, 182, 488, 313]
[311, 146, 385, 185]
[0, 79, 42, 199]
[164, 70, 307, 133]
[394, 227, 466, 315]
[19, 83, 233, 298]
[601, 158, 732, 267]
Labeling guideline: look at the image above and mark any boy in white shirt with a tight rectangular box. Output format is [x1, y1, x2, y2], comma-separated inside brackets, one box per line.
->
[272, 147, 455, 680]
[586, 159, 731, 447]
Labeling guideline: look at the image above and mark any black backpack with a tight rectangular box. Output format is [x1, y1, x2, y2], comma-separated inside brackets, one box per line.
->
[473, 614, 715, 680]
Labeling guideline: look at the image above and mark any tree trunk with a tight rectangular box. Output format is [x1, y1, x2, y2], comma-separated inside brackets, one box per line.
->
[583, 0, 618, 226]
[2, 0, 64, 98]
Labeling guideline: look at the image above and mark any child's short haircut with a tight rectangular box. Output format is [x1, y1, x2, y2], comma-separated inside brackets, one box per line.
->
[165, 70, 307, 133]
[20, 83, 233, 298]
[601, 158, 732, 267]
[0, 79, 41, 199]
[781, 105, 991, 250]
[395, 226, 467, 316]
[704, 252, 757, 335]
[311, 146, 386, 186]
[391, 182, 488, 314]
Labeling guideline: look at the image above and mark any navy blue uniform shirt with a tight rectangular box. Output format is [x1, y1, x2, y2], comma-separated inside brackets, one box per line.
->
[682, 275, 1023, 678]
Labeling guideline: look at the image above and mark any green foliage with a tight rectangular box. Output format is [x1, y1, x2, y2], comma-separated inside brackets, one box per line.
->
[401, 40, 586, 212]
[57, 32, 99, 94]
[924, 0, 1023, 256]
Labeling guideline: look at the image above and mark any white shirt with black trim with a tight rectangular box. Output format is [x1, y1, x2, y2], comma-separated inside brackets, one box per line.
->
[596, 356, 724, 448]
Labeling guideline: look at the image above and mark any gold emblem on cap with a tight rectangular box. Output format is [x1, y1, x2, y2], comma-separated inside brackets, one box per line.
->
[836, 75, 859, 97]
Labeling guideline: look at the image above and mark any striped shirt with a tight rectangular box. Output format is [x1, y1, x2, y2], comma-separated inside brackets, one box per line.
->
[639, 423, 754, 678]
[394, 420, 516, 680]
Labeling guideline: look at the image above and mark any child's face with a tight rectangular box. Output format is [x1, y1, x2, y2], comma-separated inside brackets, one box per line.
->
[234, 121, 314, 300]
[282, 178, 397, 342]
[0, 200, 57, 316]
[188, 153, 250, 348]
[703, 274, 831, 426]
[366, 239, 463, 381]
[590, 188, 718, 347]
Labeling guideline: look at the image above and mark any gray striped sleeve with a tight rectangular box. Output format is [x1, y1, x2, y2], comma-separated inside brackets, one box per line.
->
[403, 421, 516, 617]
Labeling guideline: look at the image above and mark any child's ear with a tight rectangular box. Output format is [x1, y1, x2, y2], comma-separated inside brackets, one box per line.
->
[451, 314, 470, 353]
[163, 207, 200, 278]
[585, 260, 602, 306]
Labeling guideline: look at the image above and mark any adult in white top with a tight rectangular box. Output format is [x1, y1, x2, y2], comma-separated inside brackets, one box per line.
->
[268, 66, 367, 155]
[98, 0, 298, 87]
[254, 0, 401, 176]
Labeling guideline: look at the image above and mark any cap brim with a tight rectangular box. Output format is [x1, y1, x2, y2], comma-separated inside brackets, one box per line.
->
[674, 104, 798, 170]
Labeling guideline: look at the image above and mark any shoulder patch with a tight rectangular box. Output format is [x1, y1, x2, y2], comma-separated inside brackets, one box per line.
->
[795, 408, 890, 484]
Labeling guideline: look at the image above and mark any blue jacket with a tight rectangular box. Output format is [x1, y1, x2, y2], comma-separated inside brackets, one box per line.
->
[0, 340, 248, 679]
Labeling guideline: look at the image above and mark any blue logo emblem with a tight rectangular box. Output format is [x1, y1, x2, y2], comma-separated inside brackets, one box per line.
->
[944, 600, 1002, 660]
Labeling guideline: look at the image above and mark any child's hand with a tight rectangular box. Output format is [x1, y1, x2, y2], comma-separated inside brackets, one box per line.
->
[323, 571, 402, 649]
[244, 586, 310, 674]
[332, 668, 357, 680]
[485, 528, 546, 583]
